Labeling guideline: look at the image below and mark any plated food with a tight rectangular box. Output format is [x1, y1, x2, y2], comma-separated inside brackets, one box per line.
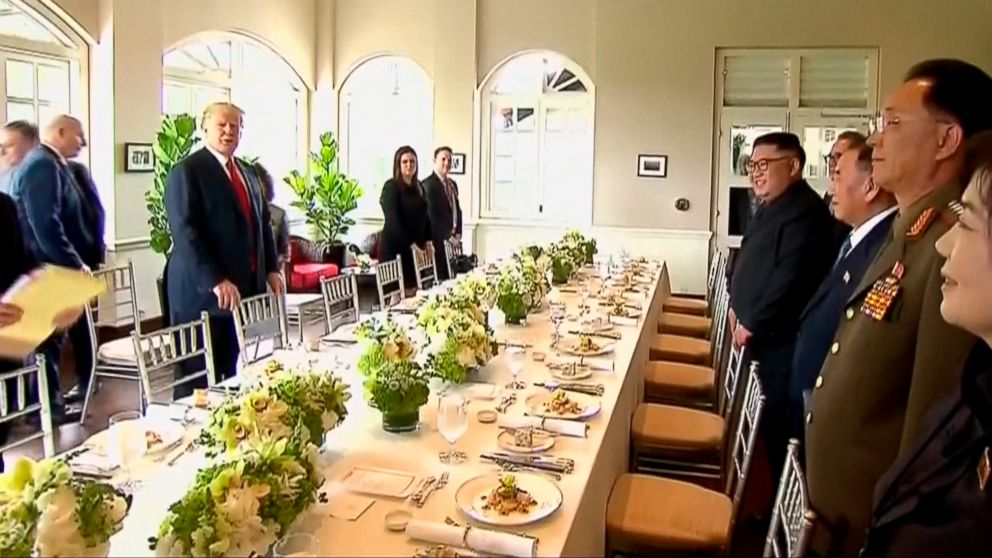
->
[144, 430, 163, 449]
[560, 334, 614, 357]
[573, 334, 599, 354]
[550, 363, 593, 381]
[481, 474, 536, 516]
[498, 427, 555, 453]
[525, 390, 601, 420]
[456, 472, 563, 526]
[542, 390, 582, 416]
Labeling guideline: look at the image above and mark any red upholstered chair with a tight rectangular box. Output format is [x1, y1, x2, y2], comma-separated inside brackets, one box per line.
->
[287, 236, 339, 292]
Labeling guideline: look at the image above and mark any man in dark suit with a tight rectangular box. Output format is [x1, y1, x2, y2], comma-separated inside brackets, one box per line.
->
[10, 115, 96, 421]
[729, 132, 836, 478]
[788, 142, 896, 442]
[62, 160, 105, 404]
[0, 192, 83, 471]
[822, 131, 865, 247]
[165, 102, 282, 391]
[423, 146, 462, 281]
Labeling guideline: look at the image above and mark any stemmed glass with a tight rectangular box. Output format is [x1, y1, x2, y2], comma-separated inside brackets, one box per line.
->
[437, 393, 468, 464]
[549, 303, 567, 347]
[273, 533, 319, 557]
[108, 411, 146, 493]
[505, 346, 527, 390]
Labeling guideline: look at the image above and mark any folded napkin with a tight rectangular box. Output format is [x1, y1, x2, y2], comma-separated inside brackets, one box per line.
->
[609, 315, 638, 327]
[407, 519, 536, 558]
[498, 415, 587, 438]
[70, 451, 117, 478]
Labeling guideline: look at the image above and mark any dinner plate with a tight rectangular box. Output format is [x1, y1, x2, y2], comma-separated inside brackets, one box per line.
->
[497, 429, 555, 453]
[84, 417, 184, 456]
[550, 365, 593, 381]
[559, 337, 615, 357]
[607, 308, 642, 320]
[455, 472, 563, 527]
[525, 391, 601, 420]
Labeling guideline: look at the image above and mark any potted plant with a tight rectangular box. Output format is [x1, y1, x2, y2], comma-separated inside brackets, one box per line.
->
[147, 114, 197, 323]
[286, 132, 362, 268]
[547, 242, 575, 285]
[355, 316, 430, 432]
[496, 263, 532, 325]
[416, 291, 496, 384]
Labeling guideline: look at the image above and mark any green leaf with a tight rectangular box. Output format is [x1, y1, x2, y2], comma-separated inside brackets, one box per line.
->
[283, 132, 362, 244]
[146, 113, 197, 255]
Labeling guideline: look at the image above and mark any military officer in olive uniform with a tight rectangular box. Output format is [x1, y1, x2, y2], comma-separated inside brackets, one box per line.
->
[805, 59, 992, 556]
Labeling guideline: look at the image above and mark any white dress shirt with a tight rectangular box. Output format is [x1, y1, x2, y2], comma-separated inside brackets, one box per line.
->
[847, 206, 898, 252]
[204, 144, 250, 196]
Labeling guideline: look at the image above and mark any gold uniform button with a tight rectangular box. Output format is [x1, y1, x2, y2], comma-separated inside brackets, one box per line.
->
[831, 342, 840, 354]
[815, 376, 824, 389]
[806, 412, 813, 425]
[846, 308, 854, 320]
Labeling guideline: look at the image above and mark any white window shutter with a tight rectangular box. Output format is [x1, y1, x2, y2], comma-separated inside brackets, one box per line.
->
[723, 55, 789, 107]
[799, 54, 869, 109]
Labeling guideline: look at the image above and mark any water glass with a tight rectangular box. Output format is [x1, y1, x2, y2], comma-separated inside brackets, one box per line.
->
[108, 411, 145, 489]
[549, 303, 567, 347]
[437, 393, 468, 464]
[273, 533, 319, 557]
[505, 346, 527, 390]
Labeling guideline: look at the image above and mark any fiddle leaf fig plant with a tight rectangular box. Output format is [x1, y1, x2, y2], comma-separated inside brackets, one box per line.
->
[285, 132, 362, 246]
[147, 114, 197, 255]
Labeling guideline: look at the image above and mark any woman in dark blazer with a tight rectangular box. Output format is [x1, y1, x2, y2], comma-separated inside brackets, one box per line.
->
[861, 131, 992, 556]
[379, 146, 431, 288]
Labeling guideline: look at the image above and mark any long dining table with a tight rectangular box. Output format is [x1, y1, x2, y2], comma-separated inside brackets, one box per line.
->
[105, 262, 672, 557]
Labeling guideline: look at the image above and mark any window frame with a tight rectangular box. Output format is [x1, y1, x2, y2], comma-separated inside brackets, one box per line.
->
[477, 50, 596, 227]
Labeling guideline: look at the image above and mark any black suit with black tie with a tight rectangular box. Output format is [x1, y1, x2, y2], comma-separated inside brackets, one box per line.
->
[423, 172, 462, 280]
[788, 209, 896, 440]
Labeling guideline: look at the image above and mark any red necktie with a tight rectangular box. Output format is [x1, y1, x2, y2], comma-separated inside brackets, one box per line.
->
[226, 159, 256, 271]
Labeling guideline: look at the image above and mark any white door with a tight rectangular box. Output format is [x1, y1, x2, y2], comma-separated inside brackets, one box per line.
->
[714, 108, 788, 249]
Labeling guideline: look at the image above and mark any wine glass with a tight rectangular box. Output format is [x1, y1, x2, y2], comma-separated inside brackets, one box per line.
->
[273, 533, 319, 557]
[108, 411, 145, 492]
[549, 303, 567, 347]
[437, 393, 468, 464]
[505, 346, 527, 390]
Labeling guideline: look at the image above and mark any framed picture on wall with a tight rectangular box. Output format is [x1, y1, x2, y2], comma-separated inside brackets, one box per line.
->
[124, 143, 155, 173]
[450, 152, 466, 175]
[637, 154, 668, 178]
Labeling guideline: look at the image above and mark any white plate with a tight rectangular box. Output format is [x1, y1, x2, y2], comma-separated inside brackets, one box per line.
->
[497, 429, 555, 453]
[559, 338, 615, 357]
[525, 391, 601, 420]
[608, 308, 642, 320]
[455, 473, 563, 527]
[340, 466, 418, 498]
[84, 417, 184, 456]
[551, 366, 593, 381]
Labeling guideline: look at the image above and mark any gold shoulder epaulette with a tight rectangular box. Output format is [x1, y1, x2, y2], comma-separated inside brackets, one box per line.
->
[906, 207, 939, 238]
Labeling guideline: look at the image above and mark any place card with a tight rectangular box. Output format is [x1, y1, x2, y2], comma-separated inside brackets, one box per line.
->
[340, 466, 418, 498]
[327, 493, 375, 521]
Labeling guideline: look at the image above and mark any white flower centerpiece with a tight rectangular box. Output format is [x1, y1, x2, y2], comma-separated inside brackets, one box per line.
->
[0, 457, 128, 557]
[416, 289, 497, 384]
[511, 249, 550, 312]
[495, 262, 533, 325]
[356, 315, 431, 432]
[153, 439, 323, 557]
[562, 229, 597, 265]
[199, 365, 350, 457]
[546, 241, 578, 286]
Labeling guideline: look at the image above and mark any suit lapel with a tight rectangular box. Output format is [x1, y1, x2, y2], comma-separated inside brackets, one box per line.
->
[198, 148, 251, 233]
[845, 226, 899, 307]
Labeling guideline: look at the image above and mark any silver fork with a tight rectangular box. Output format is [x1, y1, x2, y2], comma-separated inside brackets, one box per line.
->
[411, 476, 435, 506]
[417, 472, 448, 508]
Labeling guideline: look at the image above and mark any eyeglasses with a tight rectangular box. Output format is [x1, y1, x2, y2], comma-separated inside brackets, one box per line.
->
[947, 199, 965, 218]
[868, 113, 954, 135]
[824, 154, 840, 173]
[745, 156, 790, 173]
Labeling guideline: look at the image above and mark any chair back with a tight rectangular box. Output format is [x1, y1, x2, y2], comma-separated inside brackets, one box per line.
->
[719, 341, 746, 419]
[132, 313, 216, 407]
[764, 439, 817, 557]
[89, 261, 141, 331]
[321, 274, 360, 331]
[726, 363, 766, 513]
[0, 356, 55, 456]
[708, 281, 731, 363]
[412, 246, 437, 290]
[374, 258, 405, 309]
[443, 240, 461, 279]
[233, 293, 289, 364]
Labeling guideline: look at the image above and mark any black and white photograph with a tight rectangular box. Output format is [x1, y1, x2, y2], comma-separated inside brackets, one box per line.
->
[450, 152, 466, 175]
[637, 154, 667, 178]
[124, 142, 154, 172]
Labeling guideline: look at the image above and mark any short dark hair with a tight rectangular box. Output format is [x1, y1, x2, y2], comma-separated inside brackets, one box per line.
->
[961, 130, 992, 230]
[253, 161, 274, 202]
[837, 130, 868, 149]
[433, 146, 452, 159]
[3, 120, 39, 143]
[904, 59, 992, 139]
[753, 132, 806, 167]
[853, 143, 874, 174]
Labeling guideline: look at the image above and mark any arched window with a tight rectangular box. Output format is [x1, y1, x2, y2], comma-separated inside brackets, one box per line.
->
[339, 55, 433, 219]
[163, 35, 307, 210]
[480, 51, 594, 224]
[0, 0, 84, 127]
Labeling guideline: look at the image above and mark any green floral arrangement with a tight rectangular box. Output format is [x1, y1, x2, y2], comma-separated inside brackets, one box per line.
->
[515, 250, 550, 310]
[0, 457, 128, 557]
[153, 439, 322, 557]
[562, 229, 597, 265]
[450, 274, 497, 312]
[417, 292, 496, 383]
[496, 263, 533, 324]
[355, 316, 430, 419]
[199, 366, 350, 456]
[546, 241, 576, 285]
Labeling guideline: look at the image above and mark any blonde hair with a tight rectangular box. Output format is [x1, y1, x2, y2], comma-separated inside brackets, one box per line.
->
[201, 102, 245, 128]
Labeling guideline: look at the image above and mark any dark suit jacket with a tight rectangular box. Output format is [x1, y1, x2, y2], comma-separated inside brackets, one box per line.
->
[862, 343, 992, 557]
[164, 148, 277, 322]
[790, 210, 896, 420]
[423, 172, 462, 241]
[67, 161, 105, 268]
[10, 145, 99, 270]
